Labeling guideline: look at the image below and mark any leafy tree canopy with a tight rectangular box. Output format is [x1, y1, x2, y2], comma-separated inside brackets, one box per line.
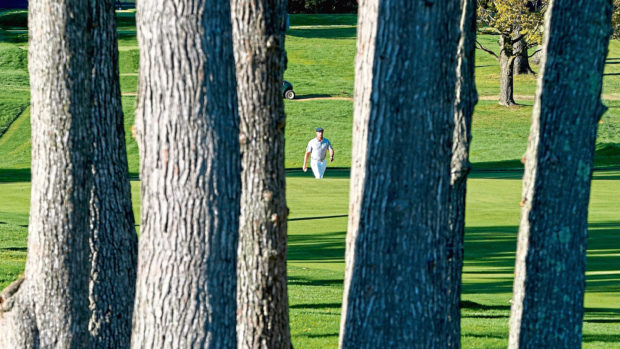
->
[477, 0, 547, 46]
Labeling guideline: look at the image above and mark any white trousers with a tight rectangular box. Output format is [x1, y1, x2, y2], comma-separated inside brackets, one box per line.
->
[310, 159, 326, 179]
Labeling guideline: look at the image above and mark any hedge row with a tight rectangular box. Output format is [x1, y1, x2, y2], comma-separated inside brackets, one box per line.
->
[289, 0, 358, 14]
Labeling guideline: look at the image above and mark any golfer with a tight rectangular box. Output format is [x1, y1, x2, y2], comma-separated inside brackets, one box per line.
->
[303, 127, 334, 179]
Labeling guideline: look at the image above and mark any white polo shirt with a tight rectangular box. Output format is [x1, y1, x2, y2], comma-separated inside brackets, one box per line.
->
[306, 138, 333, 161]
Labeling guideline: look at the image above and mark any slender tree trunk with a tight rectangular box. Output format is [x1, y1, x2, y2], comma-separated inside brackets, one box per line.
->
[499, 34, 517, 106]
[131, 1, 240, 348]
[88, 0, 137, 347]
[447, 0, 478, 347]
[508, 1, 612, 347]
[513, 28, 535, 75]
[339, 0, 461, 347]
[0, 0, 92, 347]
[231, 1, 291, 348]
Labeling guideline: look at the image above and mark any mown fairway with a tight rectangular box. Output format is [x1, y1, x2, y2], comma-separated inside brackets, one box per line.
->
[0, 10, 619, 348]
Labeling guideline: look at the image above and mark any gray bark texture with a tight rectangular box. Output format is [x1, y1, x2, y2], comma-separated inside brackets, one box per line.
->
[512, 30, 535, 75]
[499, 34, 517, 106]
[88, 0, 137, 347]
[447, 0, 478, 347]
[231, 1, 291, 348]
[508, 0, 612, 347]
[131, 1, 241, 348]
[339, 0, 461, 347]
[0, 0, 93, 347]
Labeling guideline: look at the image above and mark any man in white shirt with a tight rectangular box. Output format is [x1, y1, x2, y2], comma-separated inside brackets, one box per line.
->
[303, 127, 334, 179]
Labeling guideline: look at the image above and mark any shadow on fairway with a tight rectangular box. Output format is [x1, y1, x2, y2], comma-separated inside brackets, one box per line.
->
[288, 276, 343, 288]
[287, 27, 356, 39]
[583, 333, 620, 343]
[463, 222, 620, 296]
[289, 214, 347, 222]
[289, 302, 341, 309]
[0, 246, 26, 252]
[286, 168, 350, 178]
[294, 94, 332, 100]
[306, 332, 338, 338]
[0, 168, 30, 182]
[287, 230, 346, 263]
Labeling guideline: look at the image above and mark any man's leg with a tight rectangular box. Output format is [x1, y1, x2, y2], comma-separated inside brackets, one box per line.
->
[310, 159, 321, 179]
[318, 160, 326, 179]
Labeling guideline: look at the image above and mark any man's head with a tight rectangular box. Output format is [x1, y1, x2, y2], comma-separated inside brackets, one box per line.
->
[315, 127, 324, 140]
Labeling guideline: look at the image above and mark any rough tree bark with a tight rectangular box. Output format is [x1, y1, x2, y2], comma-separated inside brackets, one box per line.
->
[447, 0, 478, 347]
[231, 1, 291, 348]
[512, 28, 536, 75]
[88, 0, 138, 347]
[0, 0, 93, 347]
[339, 0, 461, 347]
[508, 0, 612, 347]
[499, 34, 517, 106]
[131, 1, 241, 348]
[513, 44, 535, 75]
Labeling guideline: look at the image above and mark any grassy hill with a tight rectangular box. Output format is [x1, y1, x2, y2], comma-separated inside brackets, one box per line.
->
[0, 10, 619, 348]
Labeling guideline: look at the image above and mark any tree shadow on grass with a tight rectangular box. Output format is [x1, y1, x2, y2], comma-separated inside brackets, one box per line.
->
[286, 168, 350, 178]
[287, 27, 356, 39]
[288, 276, 343, 288]
[0, 168, 30, 182]
[583, 333, 620, 343]
[306, 333, 338, 338]
[462, 222, 620, 295]
[293, 94, 332, 100]
[0, 247, 27, 252]
[290, 302, 341, 310]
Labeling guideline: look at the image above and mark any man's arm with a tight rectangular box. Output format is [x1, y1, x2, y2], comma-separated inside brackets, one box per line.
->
[329, 147, 334, 162]
[303, 151, 311, 171]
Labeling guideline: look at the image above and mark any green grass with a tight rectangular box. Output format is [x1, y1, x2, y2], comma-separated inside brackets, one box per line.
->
[1, 10, 619, 348]
[1, 172, 618, 348]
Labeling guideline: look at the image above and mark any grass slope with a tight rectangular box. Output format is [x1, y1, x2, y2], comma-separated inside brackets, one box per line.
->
[1, 10, 619, 348]
[1, 172, 618, 348]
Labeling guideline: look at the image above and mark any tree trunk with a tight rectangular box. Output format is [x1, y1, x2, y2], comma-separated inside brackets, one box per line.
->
[231, 1, 291, 348]
[0, 0, 93, 347]
[499, 34, 517, 106]
[131, 1, 240, 348]
[88, 0, 137, 347]
[339, 0, 461, 347]
[447, 0, 478, 347]
[508, 1, 612, 347]
[513, 29, 535, 75]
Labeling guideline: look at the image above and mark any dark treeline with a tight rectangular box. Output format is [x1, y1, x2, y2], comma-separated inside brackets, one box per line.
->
[289, 0, 357, 14]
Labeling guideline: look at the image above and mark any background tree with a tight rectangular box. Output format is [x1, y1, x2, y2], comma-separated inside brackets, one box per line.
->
[231, 1, 291, 348]
[339, 0, 461, 347]
[0, 0, 92, 347]
[447, 0, 478, 347]
[476, 0, 546, 106]
[131, 0, 241, 347]
[88, 0, 137, 347]
[613, 0, 620, 38]
[508, 0, 612, 347]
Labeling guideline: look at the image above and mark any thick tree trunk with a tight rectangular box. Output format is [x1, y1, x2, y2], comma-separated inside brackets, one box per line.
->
[231, 1, 291, 348]
[88, 0, 137, 347]
[508, 1, 612, 348]
[513, 29, 535, 75]
[131, 1, 240, 348]
[339, 0, 461, 347]
[0, 0, 93, 347]
[447, 0, 478, 347]
[499, 34, 517, 106]
[513, 44, 535, 75]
